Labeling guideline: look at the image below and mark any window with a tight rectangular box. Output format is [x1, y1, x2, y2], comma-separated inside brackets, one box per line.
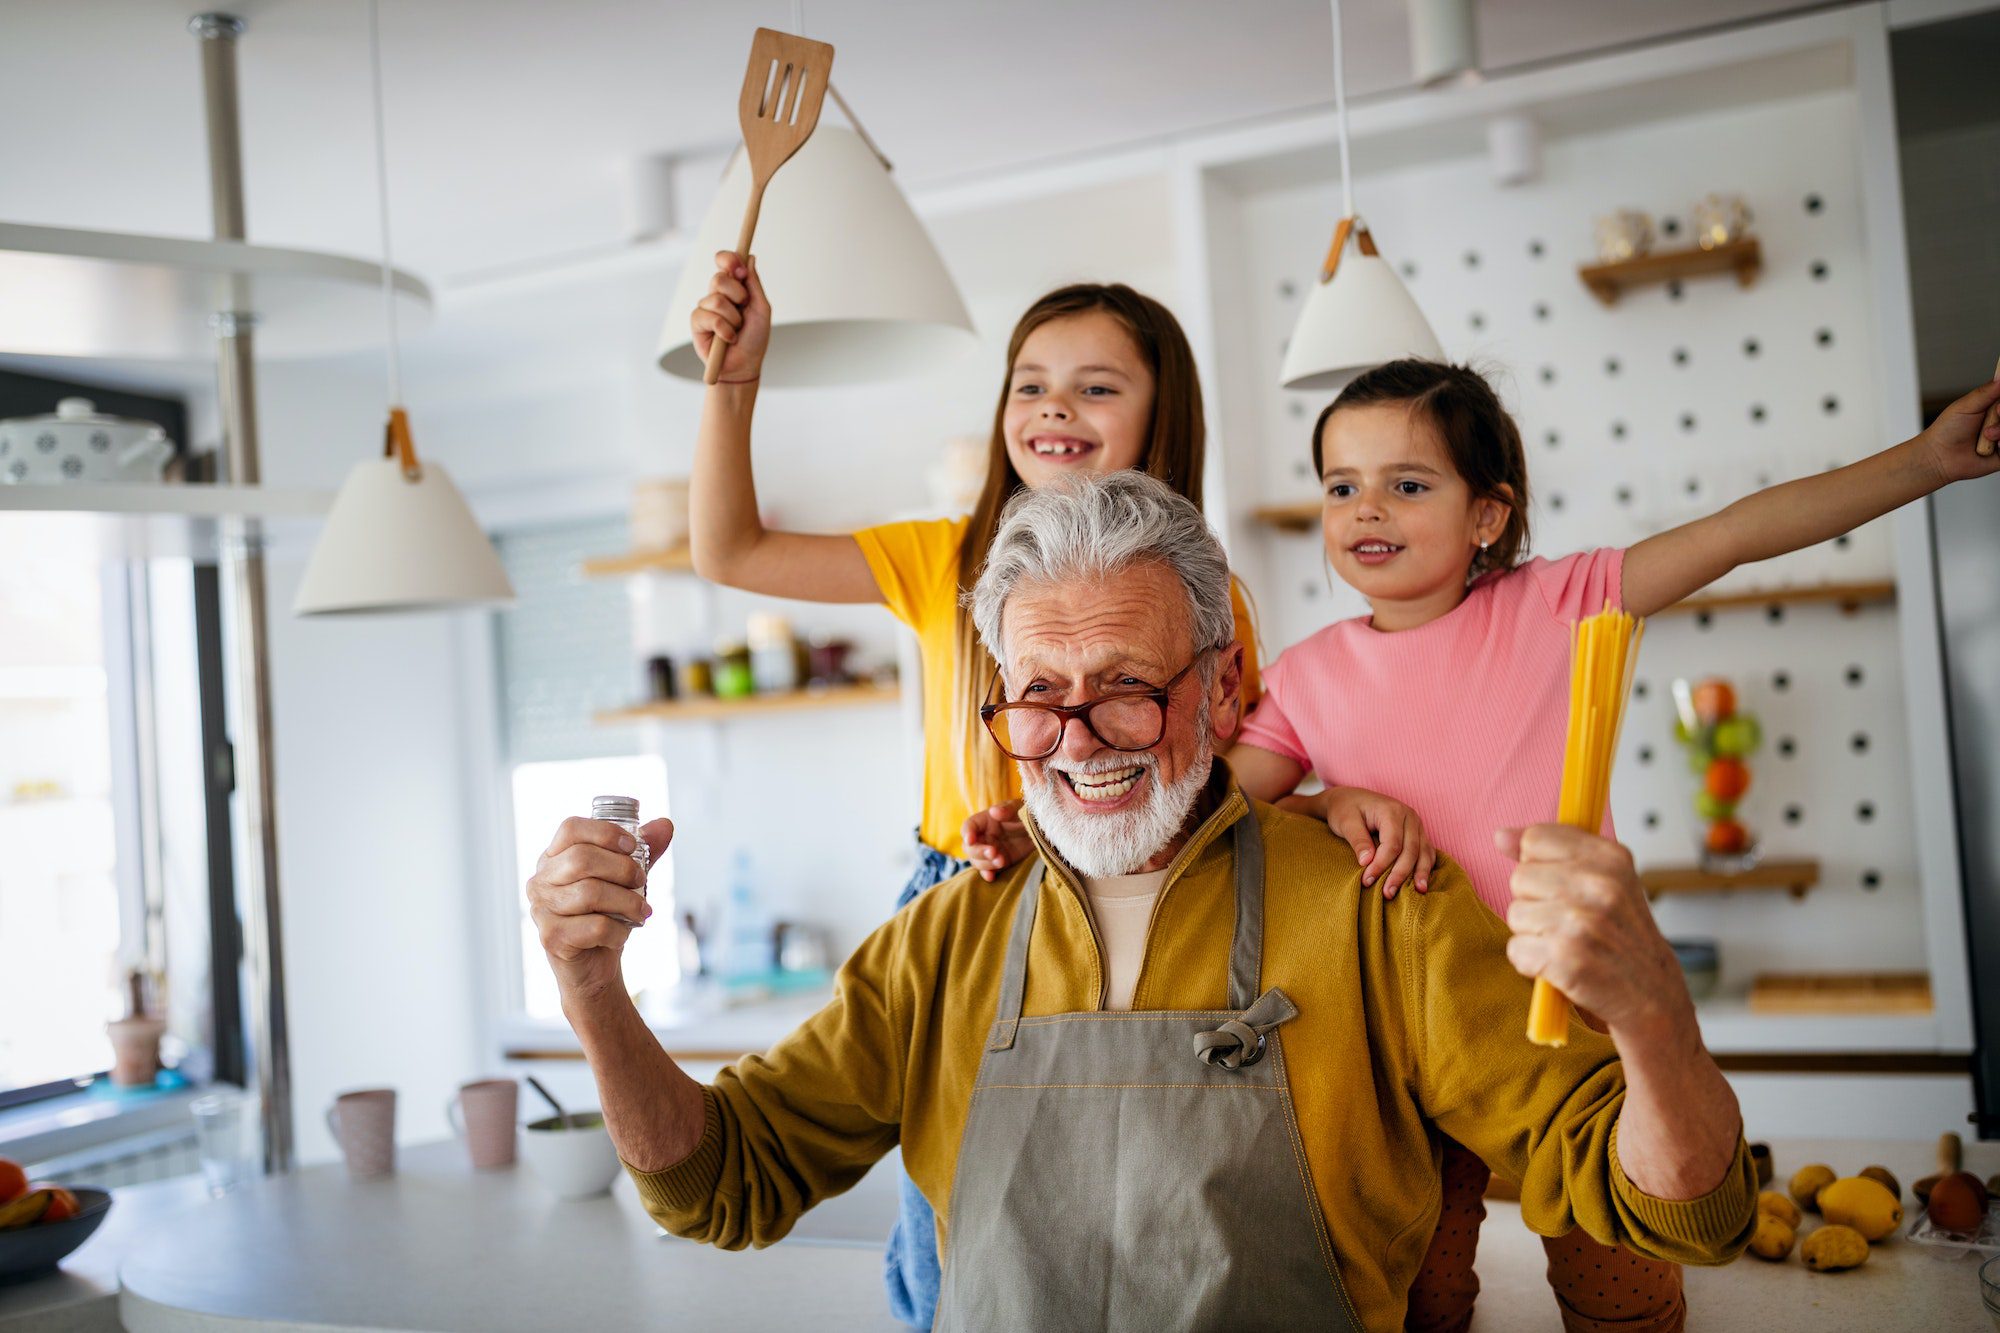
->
[493, 519, 678, 1023]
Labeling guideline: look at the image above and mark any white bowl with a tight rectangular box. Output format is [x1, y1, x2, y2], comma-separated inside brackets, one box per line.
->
[0, 398, 173, 485]
[519, 1113, 623, 1199]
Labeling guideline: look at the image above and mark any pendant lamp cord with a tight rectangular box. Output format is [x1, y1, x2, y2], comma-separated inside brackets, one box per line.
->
[1331, 0, 1353, 219]
[367, 0, 403, 408]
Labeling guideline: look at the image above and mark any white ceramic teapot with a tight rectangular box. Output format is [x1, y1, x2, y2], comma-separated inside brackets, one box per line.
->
[0, 398, 175, 485]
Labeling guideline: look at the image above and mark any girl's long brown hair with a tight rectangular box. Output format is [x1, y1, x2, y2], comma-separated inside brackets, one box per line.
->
[950, 284, 1207, 816]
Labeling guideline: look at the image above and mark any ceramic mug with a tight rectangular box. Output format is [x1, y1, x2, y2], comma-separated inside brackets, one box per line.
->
[325, 1088, 397, 1179]
[447, 1078, 519, 1170]
[519, 1112, 622, 1198]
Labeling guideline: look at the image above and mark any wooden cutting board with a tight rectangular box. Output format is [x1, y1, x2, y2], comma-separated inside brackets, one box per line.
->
[1748, 972, 1934, 1015]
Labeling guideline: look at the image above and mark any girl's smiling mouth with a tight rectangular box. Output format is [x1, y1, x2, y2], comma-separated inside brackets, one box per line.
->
[1348, 539, 1405, 566]
[1027, 434, 1100, 460]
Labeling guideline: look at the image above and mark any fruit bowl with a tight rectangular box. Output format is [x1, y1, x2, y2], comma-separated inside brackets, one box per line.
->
[0, 1189, 112, 1284]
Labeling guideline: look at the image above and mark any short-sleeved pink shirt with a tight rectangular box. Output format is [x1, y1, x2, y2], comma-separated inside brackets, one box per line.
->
[1237, 549, 1625, 917]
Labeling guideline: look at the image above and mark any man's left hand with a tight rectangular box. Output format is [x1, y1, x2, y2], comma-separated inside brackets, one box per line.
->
[1496, 824, 1693, 1040]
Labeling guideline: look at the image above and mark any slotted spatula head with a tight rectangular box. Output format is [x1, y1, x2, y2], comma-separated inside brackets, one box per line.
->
[702, 27, 836, 384]
[737, 27, 834, 189]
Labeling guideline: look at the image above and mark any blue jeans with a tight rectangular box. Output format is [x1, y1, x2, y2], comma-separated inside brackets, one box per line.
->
[883, 835, 968, 1330]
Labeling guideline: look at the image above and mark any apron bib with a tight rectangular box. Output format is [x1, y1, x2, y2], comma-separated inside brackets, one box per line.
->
[934, 811, 1363, 1332]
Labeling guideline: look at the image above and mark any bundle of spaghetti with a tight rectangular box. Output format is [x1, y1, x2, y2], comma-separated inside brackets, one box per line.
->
[1526, 607, 1645, 1047]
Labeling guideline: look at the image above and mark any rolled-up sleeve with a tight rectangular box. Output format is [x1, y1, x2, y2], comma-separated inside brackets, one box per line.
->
[624, 912, 910, 1248]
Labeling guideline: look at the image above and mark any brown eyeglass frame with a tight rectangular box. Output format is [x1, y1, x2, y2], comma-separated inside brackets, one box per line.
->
[977, 645, 1222, 761]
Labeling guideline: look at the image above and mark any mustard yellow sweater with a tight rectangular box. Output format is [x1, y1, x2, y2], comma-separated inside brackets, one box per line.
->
[629, 775, 1756, 1330]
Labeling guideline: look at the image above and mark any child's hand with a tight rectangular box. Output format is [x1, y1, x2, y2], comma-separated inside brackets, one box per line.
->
[1291, 786, 1436, 899]
[690, 250, 771, 384]
[1919, 372, 2000, 480]
[963, 801, 1030, 883]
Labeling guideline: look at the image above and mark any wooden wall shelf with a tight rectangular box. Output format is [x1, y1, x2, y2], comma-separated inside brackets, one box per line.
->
[1578, 237, 1762, 306]
[1659, 580, 1896, 616]
[595, 680, 899, 725]
[582, 547, 695, 578]
[1748, 972, 1933, 1016]
[1640, 858, 1819, 900]
[1251, 502, 1319, 533]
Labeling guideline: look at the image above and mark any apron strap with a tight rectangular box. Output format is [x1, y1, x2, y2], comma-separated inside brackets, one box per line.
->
[1226, 808, 1266, 1013]
[1193, 986, 1299, 1070]
[988, 860, 1046, 1051]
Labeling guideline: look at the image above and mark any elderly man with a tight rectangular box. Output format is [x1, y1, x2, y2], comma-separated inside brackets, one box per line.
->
[529, 473, 1756, 1332]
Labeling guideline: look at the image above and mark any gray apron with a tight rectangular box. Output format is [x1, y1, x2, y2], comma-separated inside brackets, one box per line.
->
[933, 811, 1364, 1332]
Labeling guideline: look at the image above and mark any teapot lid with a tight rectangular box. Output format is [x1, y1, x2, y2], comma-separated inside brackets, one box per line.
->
[0, 397, 165, 438]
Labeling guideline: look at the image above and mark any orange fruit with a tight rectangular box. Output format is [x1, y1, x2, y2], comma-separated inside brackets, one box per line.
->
[0, 1160, 25, 1207]
[1705, 756, 1751, 802]
[1691, 678, 1737, 724]
[1706, 819, 1749, 855]
[31, 1184, 77, 1224]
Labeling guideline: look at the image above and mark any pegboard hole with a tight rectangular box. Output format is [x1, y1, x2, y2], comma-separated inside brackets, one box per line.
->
[1289, 400, 1307, 419]
[1533, 301, 1551, 322]
[1633, 680, 1650, 700]
[1549, 492, 1566, 512]
[1644, 811, 1660, 830]
[1540, 365, 1557, 385]
[1278, 280, 1298, 299]
[1772, 671, 1791, 692]
[1610, 420, 1628, 440]
[1666, 279, 1685, 301]
[1766, 605, 1785, 624]
[1528, 239, 1546, 259]
[1851, 732, 1870, 754]
[1684, 477, 1701, 496]
[1680, 413, 1698, 433]
[1695, 611, 1714, 630]
[1856, 801, 1876, 823]
[1845, 665, 1865, 687]
[1661, 217, 1682, 238]
[1815, 327, 1835, 347]
[1604, 356, 1621, 376]
[1750, 404, 1767, 423]
[1810, 260, 1830, 280]
[1544, 429, 1560, 450]
[1637, 744, 1655, 765]
[1822, 395, 1840, 416]
[1469, 311, 1487, 331]
[1615, 486, 1633, 506]
[1401, 261, 1419, 280]
[1834, 534, 1852, 550]
[1804, 193, 1824, 215]
[1672, 347, 1690, 367]
[1861, 870, 1881, 890]
[1783, 805, 1803, 825]
[1776, 736, 1797, 758]
[1743, 337, 1761, 358]
[1464, 250, 1481, 269]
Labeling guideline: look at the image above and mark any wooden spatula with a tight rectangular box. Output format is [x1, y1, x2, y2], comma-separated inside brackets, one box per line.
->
[703, 27, 836, 385]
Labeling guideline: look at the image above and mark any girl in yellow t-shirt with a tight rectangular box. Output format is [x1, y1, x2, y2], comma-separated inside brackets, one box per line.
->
[691, 252, 1304, 1327]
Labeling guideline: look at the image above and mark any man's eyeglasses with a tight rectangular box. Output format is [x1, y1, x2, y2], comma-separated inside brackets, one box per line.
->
[978, 647, 1219, 761]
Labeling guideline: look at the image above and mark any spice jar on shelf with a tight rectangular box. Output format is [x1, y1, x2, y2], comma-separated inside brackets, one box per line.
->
[747, 615, 801, 694]
[712, 640, 754, 699]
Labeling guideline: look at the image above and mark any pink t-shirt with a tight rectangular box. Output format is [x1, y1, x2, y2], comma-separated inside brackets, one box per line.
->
[1238, 549, 1625, 918]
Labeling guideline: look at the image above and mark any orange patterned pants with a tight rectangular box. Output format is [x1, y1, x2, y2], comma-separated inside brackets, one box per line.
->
[1404, 1137, 1686, 1333]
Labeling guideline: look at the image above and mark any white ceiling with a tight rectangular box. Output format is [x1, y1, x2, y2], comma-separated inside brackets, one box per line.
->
[2, 0, 1819, 287]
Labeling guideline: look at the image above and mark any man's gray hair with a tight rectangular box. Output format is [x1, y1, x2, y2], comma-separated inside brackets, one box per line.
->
[970, 472, 1234, 670]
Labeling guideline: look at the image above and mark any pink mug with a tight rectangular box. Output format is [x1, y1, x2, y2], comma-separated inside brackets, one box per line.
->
[447, 1078, 519, 1169]
[325, 1088, 396, 1179]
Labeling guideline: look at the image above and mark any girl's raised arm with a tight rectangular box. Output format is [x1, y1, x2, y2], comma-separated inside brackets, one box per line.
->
[689, 252, 885, 605]
[1622, 375, 2000, 618]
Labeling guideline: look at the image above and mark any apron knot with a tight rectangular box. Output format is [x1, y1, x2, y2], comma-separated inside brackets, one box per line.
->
[1193, 987, 1299, 1070]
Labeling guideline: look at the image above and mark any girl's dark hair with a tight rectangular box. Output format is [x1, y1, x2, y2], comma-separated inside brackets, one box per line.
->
[1310, 358, 1531, 577]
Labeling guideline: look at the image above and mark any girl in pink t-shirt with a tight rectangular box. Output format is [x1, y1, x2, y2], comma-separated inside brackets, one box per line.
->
[1226, 357, 2000, 1333]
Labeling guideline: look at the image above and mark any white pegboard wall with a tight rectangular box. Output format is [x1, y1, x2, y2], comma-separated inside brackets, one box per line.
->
[1215, 86, 1930, 993]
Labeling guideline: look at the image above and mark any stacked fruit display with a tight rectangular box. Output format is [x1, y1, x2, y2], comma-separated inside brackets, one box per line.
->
[1671, 676, 1762, 870]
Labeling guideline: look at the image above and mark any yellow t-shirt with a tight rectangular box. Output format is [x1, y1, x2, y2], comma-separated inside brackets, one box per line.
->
[854, 514, 1264, 859]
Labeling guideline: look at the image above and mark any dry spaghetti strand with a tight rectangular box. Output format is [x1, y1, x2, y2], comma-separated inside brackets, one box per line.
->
[1526, 608, 1646, 1046]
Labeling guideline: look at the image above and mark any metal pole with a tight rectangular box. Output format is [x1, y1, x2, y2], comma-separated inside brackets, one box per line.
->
[189, 11, 294, 1175]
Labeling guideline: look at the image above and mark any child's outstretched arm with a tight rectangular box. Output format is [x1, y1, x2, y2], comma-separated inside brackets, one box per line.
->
[689, 251, 885, 604]
[1622, 375, 2000, 617]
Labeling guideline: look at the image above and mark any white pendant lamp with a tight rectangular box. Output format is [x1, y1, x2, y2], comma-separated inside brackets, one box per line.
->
[1279, 0, 1444, 393]
[294, 0, 512, 616]
[657, 27, 974, 386]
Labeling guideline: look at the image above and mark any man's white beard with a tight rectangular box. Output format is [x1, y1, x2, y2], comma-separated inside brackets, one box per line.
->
[1021, 717, 1213, 879]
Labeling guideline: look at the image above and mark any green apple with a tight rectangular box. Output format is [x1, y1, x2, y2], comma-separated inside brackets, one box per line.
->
[1687, 744, 1716, 775]
[1694, 791, 1737, 821]
[1713, 715, 1762, 758]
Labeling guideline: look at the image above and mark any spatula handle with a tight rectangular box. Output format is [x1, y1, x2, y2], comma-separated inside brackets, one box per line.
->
[703, 181, 770, 386]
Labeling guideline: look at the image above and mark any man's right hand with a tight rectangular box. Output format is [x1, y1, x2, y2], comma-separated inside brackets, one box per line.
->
[527, 816, 673, 1002]
[690, 250, 771, 384]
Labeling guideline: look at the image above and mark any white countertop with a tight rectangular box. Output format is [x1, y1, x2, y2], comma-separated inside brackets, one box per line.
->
[4, 1135, 1994, 1331]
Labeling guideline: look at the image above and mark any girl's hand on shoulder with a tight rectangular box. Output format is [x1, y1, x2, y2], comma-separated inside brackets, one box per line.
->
[1919, 372, 2000, 483]
[963, 801, 1030, 883]
[691, 250, 771, 384]
[1319, 786, 1437, 900]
